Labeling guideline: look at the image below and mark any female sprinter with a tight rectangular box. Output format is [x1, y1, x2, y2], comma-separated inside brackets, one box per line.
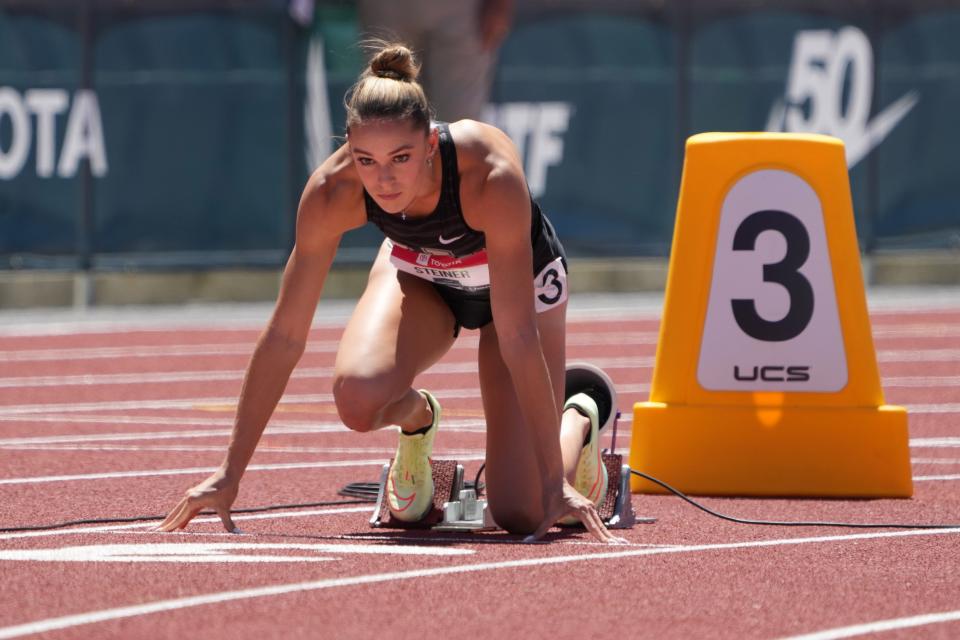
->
[159, 43, 621, 543]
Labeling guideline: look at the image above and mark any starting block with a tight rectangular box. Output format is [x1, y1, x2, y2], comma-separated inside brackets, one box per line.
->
[368, 454, 639, 531]
[369, 363, 652, 532]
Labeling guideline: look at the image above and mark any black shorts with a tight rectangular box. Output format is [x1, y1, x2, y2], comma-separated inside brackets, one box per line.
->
[432, 286, 493, 337]
[432, 256, 569, 337]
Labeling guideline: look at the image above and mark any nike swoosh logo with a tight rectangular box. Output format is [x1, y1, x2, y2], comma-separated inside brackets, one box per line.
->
[767, 91, 919, 169]
[438, 233, 466, 245]
[845, 91, 919, 168]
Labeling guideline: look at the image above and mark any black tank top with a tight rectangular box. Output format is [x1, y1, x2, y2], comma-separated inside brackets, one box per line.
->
[364, 122, 565, 293]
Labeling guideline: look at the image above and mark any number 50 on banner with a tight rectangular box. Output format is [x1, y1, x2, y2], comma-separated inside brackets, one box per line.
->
[630, 133, 912, 498]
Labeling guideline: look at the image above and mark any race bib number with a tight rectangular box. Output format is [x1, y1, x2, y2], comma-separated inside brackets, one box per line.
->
[389, 242, 490, 291]
[534, 257, 568, 313]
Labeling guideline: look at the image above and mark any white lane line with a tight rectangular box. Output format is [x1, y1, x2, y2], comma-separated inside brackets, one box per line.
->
[0, 506, 372, 541]
[0, 394, 955, 421]
[5, 365, 960, 392]
[781, 609, 960, 640]
[0, 414, 237, 427]
[912, 437, 960, 448]
[0, 393, 467, 416]
[872, 324, 960, 338]
[0, 342, 328, 362]
[0, 339, 952, 366]
[0, 323, 955, 363]
[0, 455, 485, 486]
[0, 425, 349, 446]
[0, 542, 473, 563]
[914, 474, 960, 481]
[0, 364, 653, 393]
[878, 348, 960, 362]
[0, 410, 951, 439]
[0, 312, 660, 338]
[0, 418, 954, 451]
[907, 403, 960, 414]
[883, 375, 960, 388]
[0, 332, 661, 363]
[0, 419, 484, 446]
[8, 445, 950, 457]
[0, 361, 643, 391]
[1, 528, 957, 640]
[0, 444, 484, 455]
[2, 368, 958, 393]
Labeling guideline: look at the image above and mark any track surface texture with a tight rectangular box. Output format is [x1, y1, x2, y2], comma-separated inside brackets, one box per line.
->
[0, 289, 958, 639]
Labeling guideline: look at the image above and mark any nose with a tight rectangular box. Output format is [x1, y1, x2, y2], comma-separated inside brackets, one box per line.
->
[377, 165, 395, 187]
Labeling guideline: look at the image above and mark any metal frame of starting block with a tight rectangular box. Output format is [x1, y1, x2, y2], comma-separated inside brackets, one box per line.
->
[369, 450, 653, 532]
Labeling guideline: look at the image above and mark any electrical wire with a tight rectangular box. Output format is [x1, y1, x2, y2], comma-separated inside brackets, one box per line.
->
[473, 463, 485, 498]
[629, 469, 960, 530]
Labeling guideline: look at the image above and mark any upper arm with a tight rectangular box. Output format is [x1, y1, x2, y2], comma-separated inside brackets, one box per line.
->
[468, 151, 537, 342]
[267, 172, 364, 345]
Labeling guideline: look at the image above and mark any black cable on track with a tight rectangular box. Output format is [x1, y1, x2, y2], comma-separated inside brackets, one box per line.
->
[630, 469, 960, 530]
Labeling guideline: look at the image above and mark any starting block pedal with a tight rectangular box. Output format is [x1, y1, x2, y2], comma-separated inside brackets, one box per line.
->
[369, 459, 463, 529]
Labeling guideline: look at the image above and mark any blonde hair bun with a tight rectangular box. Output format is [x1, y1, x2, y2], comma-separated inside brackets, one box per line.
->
[368, 45, 420, 82]
[345, 41, 431, 132]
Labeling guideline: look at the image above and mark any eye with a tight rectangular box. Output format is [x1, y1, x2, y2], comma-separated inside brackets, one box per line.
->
[356, 157, 374, 166]
[393, 154, 410, 164]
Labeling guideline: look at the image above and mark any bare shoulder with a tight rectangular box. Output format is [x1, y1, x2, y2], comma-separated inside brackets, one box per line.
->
[447, 120, 528, 231]
[447, 119, 523, 174]
[296, 143, 367, 249]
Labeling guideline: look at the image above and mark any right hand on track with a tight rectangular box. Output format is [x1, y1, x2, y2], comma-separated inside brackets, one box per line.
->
[157, 470, 240, 533]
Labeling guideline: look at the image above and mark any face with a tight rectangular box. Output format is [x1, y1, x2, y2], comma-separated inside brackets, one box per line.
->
[347, 118, 437, 214]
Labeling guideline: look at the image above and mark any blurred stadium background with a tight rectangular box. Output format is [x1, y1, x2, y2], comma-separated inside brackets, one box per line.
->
[1, 0, 958, 307]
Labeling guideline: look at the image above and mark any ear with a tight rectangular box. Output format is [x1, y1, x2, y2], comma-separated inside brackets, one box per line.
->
[427, 127, 439, 157]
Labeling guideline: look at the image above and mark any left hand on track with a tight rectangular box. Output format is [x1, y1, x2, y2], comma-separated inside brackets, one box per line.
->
[527, 479, 627, 544]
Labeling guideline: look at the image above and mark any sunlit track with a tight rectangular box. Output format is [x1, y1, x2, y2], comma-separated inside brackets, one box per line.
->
[0, 455, 487, 485]
[0, 298, 958, 640]
[0, 359, 655, 390]
[1, 528, 958, 640]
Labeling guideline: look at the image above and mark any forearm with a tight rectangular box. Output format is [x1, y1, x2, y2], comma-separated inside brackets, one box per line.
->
[221, 328, 305, 481]
[499, 334, 565, 489]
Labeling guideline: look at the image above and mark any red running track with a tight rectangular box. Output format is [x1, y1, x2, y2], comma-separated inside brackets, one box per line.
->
[0, 304, 958, 639]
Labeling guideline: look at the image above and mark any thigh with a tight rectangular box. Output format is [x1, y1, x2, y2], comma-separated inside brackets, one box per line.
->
[335, 242, 457, 395]
[478, 301, 567, 533]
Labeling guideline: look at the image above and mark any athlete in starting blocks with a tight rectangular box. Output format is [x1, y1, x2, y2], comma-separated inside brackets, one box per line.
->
[157, 41, 625, 543]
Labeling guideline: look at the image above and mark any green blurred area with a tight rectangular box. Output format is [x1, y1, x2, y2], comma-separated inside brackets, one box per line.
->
[0, 1, 958, 273]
